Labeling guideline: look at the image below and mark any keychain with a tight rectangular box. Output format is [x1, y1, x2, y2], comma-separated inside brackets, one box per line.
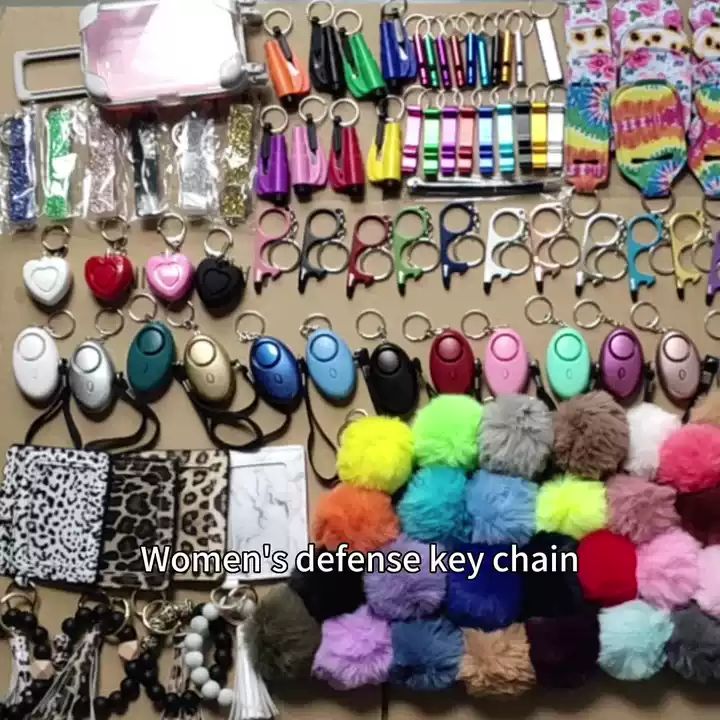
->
[23, 224, 72, 307]
[391, 205, 439, 295]
[380, 0, 417, 90]
[514, 86, 532, 175]
[346, 214, 394, 299]
[546, 86, 565, 171]
[291, 95, 329, 200]
[434, 16, 452, 89]
[457, 93, 475, 175]
[264, 8, 310, 107]
[440, 89, 461, 176]
[438, 201, 484, 289]
[402, 85, 424, 175]
[43, 105, 76, 221]
[529, 201, 580, 292]
[509, 10, 531, 86]
[459, 13, 478, 88]
[529, 1, 562, 84]
[495, 12, 514, 86]
[475, 14, 494, 89]
[665, 211, 708, 298]
[336, 9, 387, 100]
[625, 213, 666, 299]
[328, 99, 365, 198]
[298, 207, 348, 293]
[407, 14, 434, 88]
[253, 206, 300, 294]
[195, 226, 247, 316]
[129, 115, 163, 218]
[529, 83, 550, 172]
[445, 15, 466, 88]
[173, 112, 217, 218]
[574, 299, 648, 405]
[575, 212, 627, 294]
[368, 95, 404, 192]
[472, 88, 495, 176]
[126, 292, 177, 401]
[255, 105, 290, 206]
[307, 0, 345, 97]
[1, 109, 37, 228]
[84, 217, 135, 306]
[484, 207, 532, 293]
[421, 89, 442, 179]
[146, 213, 194, 305]
[492, 87, 516, 175]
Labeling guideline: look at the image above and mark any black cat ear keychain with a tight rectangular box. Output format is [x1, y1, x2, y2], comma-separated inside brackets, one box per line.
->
[195, 226, 247, 316]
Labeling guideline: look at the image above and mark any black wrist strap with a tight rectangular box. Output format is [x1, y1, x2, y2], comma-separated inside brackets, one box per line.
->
[530, 360, 556, 411]
[683, 354, 719, 423]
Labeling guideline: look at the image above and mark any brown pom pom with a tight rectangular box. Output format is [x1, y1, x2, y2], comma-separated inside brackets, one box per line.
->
[553, 391, 629, 480]
[246, 585, 321, 681]
[459, 624, 536, 697]
[690, 390, 720, 427]
[676, 485, 720, 545]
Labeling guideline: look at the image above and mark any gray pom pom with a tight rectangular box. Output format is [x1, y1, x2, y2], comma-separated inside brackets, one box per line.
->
[246, 585, 321, 681]
[480, 395, 554, 480]
[667, 605, 720, 683]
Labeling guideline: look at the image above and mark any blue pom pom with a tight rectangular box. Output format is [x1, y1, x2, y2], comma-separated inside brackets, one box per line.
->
[397, 466, 468, 543]
[446, 542, 523, 631]
[466, 471, 537, 544]
[389, 618, 463, 691]
[598, 600, 674, 680]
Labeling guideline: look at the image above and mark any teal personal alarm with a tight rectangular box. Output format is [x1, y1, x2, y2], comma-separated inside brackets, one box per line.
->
[127, 322, 177, 400]
[546, 328, 592, 400]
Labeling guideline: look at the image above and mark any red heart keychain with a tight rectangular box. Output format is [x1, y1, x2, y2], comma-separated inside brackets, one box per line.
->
[85, 218, 135, 305]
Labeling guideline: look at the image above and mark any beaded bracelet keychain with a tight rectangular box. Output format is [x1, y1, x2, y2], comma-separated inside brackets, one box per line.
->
[86, 105, 119, 219]
[42, 105, 76, 221]
[221, 104, 256, 226]
[1, 108, 38, 229]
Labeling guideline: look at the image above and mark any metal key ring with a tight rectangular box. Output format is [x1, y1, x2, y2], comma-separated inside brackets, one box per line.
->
[705, 309, 720, 341]
[461, 309, 492, 340]
[157, 212, 187, 250]
[358, 246, 395, 282]
[496, 241, 533, 276]
[259, 105, 289, 134]
[568, 188, 601, 219]
[449, 233, 485, 268]
[403, 311, 442, 342]
[590, 245, 629, 281]
[265, 238, 302, 273]
[264, 7, 293, 35]
[204, 226, 234, 259]
[490, 85, 513, 106]
[316, 240, 351, 274]
[99, 215, 130, 245]
[529, 0, 558, 19]
[441, 14, 459, 37]
[419, 88, 445, 110]
[546, 233, 581, 269]
[306, 0, 335, 24]
[702, 195, 720, 221]
[378, 95, 407, 122]
[524, 295, 564, 326]
[573, 299, 615, 330]
[470, 88, 486, 107]
[166, 302, 197, 331]
[333, 8, 363, 34]
[298, 95, 329, 125]
[454, 12, 474, 35]
[641, 194, 675, 215]
[41, 224, 71, 254]
[530, 202, 565, 240]
[648, 241, 676, 276]
[403, 13, 428, 32]
[406, 239, 441, 273]
[300, 313, 332, 338]
[329, 98, 360, 127]
[692, 237, 714, 274]
[128, 292, 159, 324]
[337, 408, 369, 445]
[482, 12, 499, 36]
[95, 308, 124, 338]
[46, 309, 76, 340]
[403, 84, 425, 106]
[356, 309, 388, 340]
[630, 300, 664, 334]
[235, 311, 267, 342]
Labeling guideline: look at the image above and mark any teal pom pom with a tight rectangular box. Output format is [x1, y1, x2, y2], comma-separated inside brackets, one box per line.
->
[397, 466, 468, 543]
[598, 600, 674, 680]
[412, 395, 484, 470]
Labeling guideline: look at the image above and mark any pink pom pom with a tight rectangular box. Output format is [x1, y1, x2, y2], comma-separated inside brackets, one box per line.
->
[657, 425, 720, 493]
[607, 474, 679, 544]
[637, 529, 701, 610]
[695, 546, 720, 619]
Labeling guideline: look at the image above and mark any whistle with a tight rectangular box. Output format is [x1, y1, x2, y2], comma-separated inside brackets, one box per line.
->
[414, 28, 430, 86]
[329, 120, 365, 197]
[477, 34, 492, 88]
[423, 32, 440, 88]
[514, 30, 526, 86]
[465, 32, 478, 88]
[450, 34, 466, 88]
[290, 120, 328, 200]
[500, 30, 513, 86]
[255, 127, 290, 205]
[436, 34, 452, 89]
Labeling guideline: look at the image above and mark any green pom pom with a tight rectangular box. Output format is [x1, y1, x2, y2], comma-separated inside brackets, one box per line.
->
[412, 395, 484, 470]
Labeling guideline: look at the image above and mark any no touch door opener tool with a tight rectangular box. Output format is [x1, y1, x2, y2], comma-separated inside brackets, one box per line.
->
[484, 207, 532, 294]
[438, 201, 484, 289]
[392, 205, 439, 295]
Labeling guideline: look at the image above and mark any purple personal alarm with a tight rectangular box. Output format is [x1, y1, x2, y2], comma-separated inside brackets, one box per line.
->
[598, 327, 645, 403]
[484, 329, 530, 396]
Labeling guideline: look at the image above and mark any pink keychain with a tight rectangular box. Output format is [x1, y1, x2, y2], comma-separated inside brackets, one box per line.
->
[146, 213, 195, 304]
[402, 85, 423, 175]
[253, 206, 299, 293]
[291, 95, 328, 200]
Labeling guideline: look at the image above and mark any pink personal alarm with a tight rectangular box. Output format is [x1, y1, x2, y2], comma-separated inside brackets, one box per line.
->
[146, 213, 195, 304]
[484, 329, 531, 396]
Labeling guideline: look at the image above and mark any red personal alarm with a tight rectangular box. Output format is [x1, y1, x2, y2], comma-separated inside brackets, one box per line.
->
[430, 330, 477, 395]
[85, 224, 135, 305]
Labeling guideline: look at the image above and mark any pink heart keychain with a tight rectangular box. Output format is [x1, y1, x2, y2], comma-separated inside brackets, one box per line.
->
[146, 213, 195, 304]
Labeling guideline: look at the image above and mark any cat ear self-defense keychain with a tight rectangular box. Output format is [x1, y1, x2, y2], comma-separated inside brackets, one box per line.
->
[146, 213, 195, 305]
[23, 224, 73, 307]
[328, 99, 365, 198]
[368, 95, 404, 192]
[291, 95, 329, 200]
[255, 106, 290, 206]
[264, 8, 310, 107]
[307, 0, 345, 97]
[380, 0, 418, 91]
[253, 206, 301, 294]
[84, 216, 135, 306]
[196, 226, 247, 316]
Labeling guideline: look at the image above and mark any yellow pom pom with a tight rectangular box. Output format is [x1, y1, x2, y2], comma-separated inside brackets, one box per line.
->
[536, 475, 608, 540]
[337, 416, 414, 494]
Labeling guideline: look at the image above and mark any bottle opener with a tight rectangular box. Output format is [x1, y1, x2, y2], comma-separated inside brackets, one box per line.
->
[253, 207, 299, 294]
[547, 99, 565, 172]
[457, 101, 475, 175]
[531, 94, 549, 172]
[402, 85, 423, 175]
[85, 218, 135, 306]
[515, 91, 532, 174]
[328, 99, 365, 197]
[146, 213, 194, 305]
[196, 227, 247, 316]
[255, 105, 290, 206]
[291, 95, 329, 200]
[494, 88, 516, 175]
[264, 8, 310, 107]
[368, 95, 403, 192]
[336, 9, 387, 100]
[440, 94, 460, 176]
[627, 213, 665, 299]
[298, 208, 347, 294]
[23, 224, 72, 307]
[380, 0, 417, 89]
[473, 89, 495, 176]
[439, 201, 483, 289]
[422, 91, 442, 178]
[307, 0, 345, 97]
[347, 214, 393, 299]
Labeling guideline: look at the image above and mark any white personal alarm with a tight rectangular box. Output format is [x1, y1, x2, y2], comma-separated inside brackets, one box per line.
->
[69, 340, 116, 414]
[23, 225, 73, 307]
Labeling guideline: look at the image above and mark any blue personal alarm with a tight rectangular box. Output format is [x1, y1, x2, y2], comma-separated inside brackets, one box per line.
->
[250, 336, 303, 411]
[305, 329, 357, 404]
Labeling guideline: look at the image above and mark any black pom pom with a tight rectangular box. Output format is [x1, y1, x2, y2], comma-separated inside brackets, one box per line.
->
[33, 626, 49, 645]
[74, 606, 94, 629]
[124, 660, 141, 680]
[208, 664, 226, 684]
[34, 644, 52, 661]
[2, 609, 20, 628]
[72, 698, 90, 720]
[117, 625, 137, 643]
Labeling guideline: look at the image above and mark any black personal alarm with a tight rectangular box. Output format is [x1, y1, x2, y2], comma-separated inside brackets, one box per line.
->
[195, 228, 246, 316]
[358, 343, 420, 418]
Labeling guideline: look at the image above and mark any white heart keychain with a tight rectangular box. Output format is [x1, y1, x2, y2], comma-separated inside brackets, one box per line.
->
[23, 224, 73, 307]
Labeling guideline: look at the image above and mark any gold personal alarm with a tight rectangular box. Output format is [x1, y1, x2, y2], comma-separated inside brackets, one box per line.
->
[183, 333, 236, 405]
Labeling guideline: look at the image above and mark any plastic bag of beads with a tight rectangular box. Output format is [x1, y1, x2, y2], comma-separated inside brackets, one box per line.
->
[81, 102, 128, 221]
[172, 110, 219, 219]
[0, 106, 38, 232]
[39, 102, 86, 222]
[220, 103, 257, 226]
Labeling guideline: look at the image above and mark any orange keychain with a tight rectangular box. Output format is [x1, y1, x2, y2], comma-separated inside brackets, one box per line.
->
[264, 8, 310, 108]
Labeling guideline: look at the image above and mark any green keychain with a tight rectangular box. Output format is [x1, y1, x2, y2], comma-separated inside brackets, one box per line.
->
[392, 206, 434, 296]
[335, 9, 386, 101]
[422, 105, 441, 179]
[43, 105, 76, 220]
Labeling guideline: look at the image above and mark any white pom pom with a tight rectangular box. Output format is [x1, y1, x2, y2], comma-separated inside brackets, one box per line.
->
[201, 680, 221, 700]
[190, 615, 209, 636]
[183, 632, 204, 652]
[184, 650, 204, 669]
[217, 688, 234, 708]
[625, 403, 681, 478]
[202, 603, 220, 621]
[191, 666, 210, 687]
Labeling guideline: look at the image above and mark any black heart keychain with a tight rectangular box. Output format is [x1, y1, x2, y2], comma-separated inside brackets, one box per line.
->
[195, 226, 247, 316]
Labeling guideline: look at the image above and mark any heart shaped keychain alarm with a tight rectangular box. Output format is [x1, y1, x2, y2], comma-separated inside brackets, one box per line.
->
[195, 226, 246, 316]
[146, 213, 195, 304]
[23, 224, 73, 307]
[84, 216, 135, 305]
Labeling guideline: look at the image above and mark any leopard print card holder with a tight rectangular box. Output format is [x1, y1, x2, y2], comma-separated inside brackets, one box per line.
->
[97, 452, 178, 591]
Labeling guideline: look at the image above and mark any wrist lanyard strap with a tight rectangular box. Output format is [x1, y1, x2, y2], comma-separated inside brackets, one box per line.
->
[43, 106, 74, 220]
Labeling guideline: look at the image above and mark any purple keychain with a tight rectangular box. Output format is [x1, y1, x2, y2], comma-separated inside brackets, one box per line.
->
[256, 105, 290, 205]
[705, 230, 720, 305]
[440, 90, 460, 176]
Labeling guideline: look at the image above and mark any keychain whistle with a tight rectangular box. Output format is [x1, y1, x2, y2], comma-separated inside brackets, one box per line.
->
[414, 28, 430, 86]
[440, 105, 459, 176]
[457, 107, 475, 176]
[500, 30, 513, 86]
[424, 31, 440, 88]
[423, 106, 441, 179]
[514, 30, 526, 86]
[450, 35, 466, 88]
[477, 34, 492, 88]
[465, 32, 478, 88]
[264, 10, 310, 107]
[436, 33, 452, 89]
